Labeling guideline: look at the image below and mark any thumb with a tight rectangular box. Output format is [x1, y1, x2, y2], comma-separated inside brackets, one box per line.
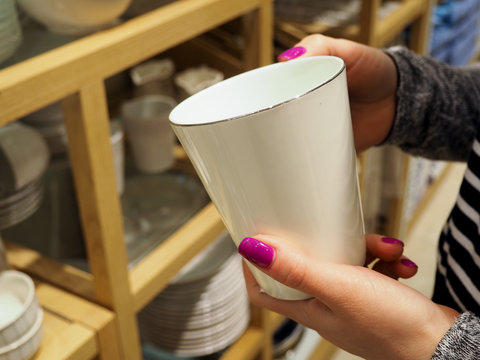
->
[238, 235, 366, 304]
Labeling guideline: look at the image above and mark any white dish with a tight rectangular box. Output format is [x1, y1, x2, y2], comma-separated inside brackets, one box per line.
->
[0, 271, 41, 347]
[139, 248, 250, 357]
[17, 0, 132, 35]
[0, 309, 43, 360]
[122, 171, 208, 266]
[171, 231, 235, 284]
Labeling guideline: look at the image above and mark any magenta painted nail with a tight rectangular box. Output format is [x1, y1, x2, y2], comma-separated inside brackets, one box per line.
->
[381, 237, 404, 246]
[277, 46, 306, 61]
[238, 237, 275, 268]
[401, 258, 418, 268]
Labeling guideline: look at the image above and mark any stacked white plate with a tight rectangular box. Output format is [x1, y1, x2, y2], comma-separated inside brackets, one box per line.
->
[0, 0, 22, 64]
[0, 179, 44, 230]
[0, 123, 49, 230]
[139, 232, 250, 357]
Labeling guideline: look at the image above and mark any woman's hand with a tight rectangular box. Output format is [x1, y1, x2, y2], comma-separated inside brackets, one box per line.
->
[278, 34, 398, 152]
[238, 235, 459, 360]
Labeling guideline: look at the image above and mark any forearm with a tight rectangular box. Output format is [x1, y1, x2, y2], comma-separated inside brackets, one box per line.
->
[432, 312, 480, 359]
[383, 47, 480, 161]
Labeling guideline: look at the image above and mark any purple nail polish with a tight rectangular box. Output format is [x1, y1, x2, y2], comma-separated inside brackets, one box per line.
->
[277, 46, 307, 61]
[381, 237, 404, 246]
[401, 258, 418, 268]
[238, 237, 275, 268]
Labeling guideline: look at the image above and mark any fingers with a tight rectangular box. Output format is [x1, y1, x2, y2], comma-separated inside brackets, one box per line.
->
[277, 34, 370, 73]
[365, 234, 418, 279]
[277, 34, 357, 62]
[241, 261, 334, 330]
[372, 256, 418, 280]
[238, 235, 367, 306]
[365, 234, 405, 264]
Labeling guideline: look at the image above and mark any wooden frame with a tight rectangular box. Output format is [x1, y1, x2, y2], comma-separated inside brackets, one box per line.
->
[1, 0, 274, 359]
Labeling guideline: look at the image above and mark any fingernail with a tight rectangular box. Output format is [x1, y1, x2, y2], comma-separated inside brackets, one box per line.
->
[238, 237, 275, 268]
[401, 258, 418, 268]
[381, 237, 404, 246]
[277, 46, 306, 61]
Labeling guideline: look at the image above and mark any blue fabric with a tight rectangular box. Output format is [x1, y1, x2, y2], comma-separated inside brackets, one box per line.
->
[433, 0, 479, 26]
[429, 0, 480, 65]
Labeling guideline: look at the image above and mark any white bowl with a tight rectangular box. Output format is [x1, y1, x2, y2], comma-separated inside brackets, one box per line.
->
[16, 0, 132, 35]
[0, 271, 41, 347]
[0, 309, 43, 360]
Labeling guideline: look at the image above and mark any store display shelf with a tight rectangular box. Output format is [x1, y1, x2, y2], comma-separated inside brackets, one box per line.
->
[24, 277, 118, 360]
[5, 200, 225, 311]
[0, 0, 268, 124]
[36, 311, 96, 360]
[275, 0, 430, 49]
[0, 0, 274, 358]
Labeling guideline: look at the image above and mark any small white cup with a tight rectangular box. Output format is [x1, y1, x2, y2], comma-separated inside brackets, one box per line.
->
[122, 95, 177, 174]
[170, 56, 365, 300]
[130, 59, 176, 99]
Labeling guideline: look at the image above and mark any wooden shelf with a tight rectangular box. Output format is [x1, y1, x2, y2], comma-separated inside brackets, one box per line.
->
[1, 0, 434, 358]
[275, 0, 431, 52]
[0, 0, 274, 359]
[30, 278, 117, 360]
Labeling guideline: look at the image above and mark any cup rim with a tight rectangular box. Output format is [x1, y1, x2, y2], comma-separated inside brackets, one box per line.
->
[0, 270, 36, 331]
[169, 56, 345, 127]
[121, 94, 177, 121]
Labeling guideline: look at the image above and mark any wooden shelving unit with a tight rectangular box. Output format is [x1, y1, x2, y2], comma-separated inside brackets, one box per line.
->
[25, 276, 116, 360]
[1, 0, 274, 359]
[1, 0, 435, 359]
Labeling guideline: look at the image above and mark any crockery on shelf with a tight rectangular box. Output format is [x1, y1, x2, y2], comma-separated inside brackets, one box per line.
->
[130, 58, 176, 99]
[138, 232, 250, 357]
[121, 95, 177, 174]
[174, 65, 224, 101]
[16, 0, 132, 35]
[0, 270, 42, 353]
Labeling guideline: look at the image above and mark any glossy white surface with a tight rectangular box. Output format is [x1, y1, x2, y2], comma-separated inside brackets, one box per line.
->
[0, 271, 41, 348]
[170, 57, 365, 300]
[17, 0, 131, 35]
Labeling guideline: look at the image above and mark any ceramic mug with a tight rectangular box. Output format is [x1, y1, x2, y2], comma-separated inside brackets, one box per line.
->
[169, 56, 365, 300]
[122, 95, 177, 174]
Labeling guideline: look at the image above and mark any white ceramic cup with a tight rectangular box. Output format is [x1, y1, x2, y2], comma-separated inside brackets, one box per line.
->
[122, 95, 177, 174]
[169, 56, 365, 300]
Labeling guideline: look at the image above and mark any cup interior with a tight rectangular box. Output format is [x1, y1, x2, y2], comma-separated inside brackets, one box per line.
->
[169, 56, 344, 126]
[0, 271, 34, 330]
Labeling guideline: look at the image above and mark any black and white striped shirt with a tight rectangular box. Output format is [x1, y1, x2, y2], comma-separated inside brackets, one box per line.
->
[434, 135, 480, 314]
[385, 47, 480, 358]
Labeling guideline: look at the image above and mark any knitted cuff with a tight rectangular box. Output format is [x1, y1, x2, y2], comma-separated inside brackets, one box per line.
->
[432, 312, 480, 359]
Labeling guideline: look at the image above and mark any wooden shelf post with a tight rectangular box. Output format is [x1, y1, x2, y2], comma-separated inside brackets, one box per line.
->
[61, 81, 140, 360]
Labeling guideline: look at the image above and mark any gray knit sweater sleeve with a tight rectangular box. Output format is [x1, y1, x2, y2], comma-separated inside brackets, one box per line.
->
[432, 312, 480, 359]
[381, 47, 480, 358]
[383, 47, 480, 161]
